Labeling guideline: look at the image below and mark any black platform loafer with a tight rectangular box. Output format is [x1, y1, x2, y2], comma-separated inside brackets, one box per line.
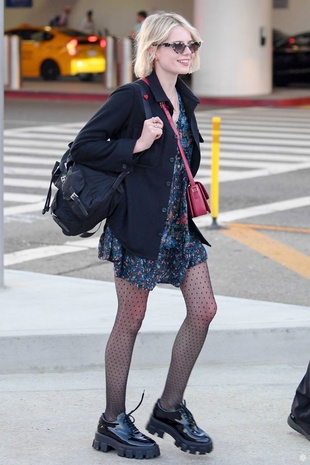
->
[92, 412, 160, 459]
[287, 413, 310, 441]
[146, 400, 213, 454]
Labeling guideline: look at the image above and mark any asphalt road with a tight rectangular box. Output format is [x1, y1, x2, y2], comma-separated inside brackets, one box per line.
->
[3, 98, 310, 307]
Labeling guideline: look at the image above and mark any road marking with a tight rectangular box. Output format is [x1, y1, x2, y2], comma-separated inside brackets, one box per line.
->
[4, 196, 310, 266]
[4, 192, 45, 203]
[4, 178, 49, 189]
[197, 162, 310, 184]
[4, 138, 66, 148]
[4, 166, 51, 176]
[221, 225, 310, 281]
[4, 146, 63, 155]
[4, 201, 46, 216]
[227, 223, 310, 234]
[4, 155, 56, 165]
[4, 109, 310, 267]
[4, 110, 310, 217]
[194, 196, 310, 227]
[200, 151, 310, 162]
[4, 237, 98, 266]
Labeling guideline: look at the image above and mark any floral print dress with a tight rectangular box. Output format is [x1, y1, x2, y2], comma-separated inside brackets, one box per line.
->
[98, 94, 207, 290]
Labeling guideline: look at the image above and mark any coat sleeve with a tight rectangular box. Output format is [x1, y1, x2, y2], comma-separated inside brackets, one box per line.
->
[70, 85, 139, 172]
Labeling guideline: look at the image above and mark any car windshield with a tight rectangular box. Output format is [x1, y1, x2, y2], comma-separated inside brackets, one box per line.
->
[273, 29, 289, 47]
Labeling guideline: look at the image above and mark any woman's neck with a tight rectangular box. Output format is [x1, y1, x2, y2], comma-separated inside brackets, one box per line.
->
[155, 68, 177, 96]
[155, 69, 179, 121]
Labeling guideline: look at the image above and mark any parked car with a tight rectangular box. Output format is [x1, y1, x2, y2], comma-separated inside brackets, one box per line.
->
[273, 29, 310, 86]
[5, 24, 106, 81]
[273, 29, 289, 48]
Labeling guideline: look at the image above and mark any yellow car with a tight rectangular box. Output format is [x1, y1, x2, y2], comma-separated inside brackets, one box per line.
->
[5, 24, 106, 81]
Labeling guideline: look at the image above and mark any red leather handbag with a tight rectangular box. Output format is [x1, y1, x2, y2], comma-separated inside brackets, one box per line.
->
[160, 102, 211, 218]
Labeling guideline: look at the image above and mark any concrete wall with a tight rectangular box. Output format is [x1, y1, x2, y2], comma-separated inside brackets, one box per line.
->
[4, 0, 192, 37]
[5, 0, 310, 38]
[272, 0, 310, 35]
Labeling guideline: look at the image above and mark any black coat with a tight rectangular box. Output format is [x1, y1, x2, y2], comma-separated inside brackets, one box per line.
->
[70, 71, 210, 260]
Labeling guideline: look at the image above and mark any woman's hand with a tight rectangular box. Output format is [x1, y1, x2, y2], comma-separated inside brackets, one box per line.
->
[133, 117, 163, 153]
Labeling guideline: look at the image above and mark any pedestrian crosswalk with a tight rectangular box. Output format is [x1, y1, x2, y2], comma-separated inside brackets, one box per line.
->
[4, 122, 84, 218]
[196, 106, 310, 184]
[3, 107, 310, 220]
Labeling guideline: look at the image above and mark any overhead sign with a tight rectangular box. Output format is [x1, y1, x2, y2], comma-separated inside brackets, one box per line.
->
[6, 0, 32, 7]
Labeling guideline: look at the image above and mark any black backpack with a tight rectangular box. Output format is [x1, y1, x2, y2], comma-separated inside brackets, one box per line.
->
[42, 82, 152, 237]
[42, 147, 128, 237]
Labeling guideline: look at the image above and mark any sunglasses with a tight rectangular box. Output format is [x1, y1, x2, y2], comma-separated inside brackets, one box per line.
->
[156, 41, 201, 54]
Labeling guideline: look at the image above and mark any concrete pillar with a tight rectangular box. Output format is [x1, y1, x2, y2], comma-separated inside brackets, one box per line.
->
[105, 36, 117, 89]
[193, 0, 272, 96]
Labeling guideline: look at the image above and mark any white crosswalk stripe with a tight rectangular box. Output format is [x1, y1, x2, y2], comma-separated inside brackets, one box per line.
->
[3, 122, 83, 218]
[3, 108, 310, 220]
[196, 107, 310, 184]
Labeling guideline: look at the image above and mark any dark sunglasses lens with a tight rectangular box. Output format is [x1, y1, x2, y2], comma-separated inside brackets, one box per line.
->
[174, 43, 186, 53]
[188, 42, 200, 53]
[172, 42, 200, 53]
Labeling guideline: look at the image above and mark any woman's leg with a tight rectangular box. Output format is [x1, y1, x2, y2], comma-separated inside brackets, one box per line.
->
[104, 277, 150, 421]
[160, 261, 217, 410]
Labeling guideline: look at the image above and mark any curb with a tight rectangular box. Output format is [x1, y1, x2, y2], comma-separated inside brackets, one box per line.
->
[1, 326, 309, 373]
[1, 271, 310, 373]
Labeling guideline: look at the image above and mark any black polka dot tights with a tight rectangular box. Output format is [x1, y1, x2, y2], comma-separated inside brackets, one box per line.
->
[104, 262, 217, 420]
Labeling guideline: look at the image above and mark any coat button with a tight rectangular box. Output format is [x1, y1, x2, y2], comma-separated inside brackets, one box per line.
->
[162, 207, 167, 213]
[169, 157, 174, 162]
[166, 181, 171, 187]
[122, 164, 127, 169]
[174, 134, 178, 139]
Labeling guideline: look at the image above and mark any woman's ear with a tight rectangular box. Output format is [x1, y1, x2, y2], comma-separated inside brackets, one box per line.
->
[147, 45, 155, 54]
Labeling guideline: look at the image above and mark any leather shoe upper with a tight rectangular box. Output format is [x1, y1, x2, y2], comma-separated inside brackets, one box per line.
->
[98, 413, 157, 447]
[152, 400, 211, 443]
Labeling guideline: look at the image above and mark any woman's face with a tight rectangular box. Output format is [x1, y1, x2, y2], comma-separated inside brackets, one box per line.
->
[154, 26, 194, 77]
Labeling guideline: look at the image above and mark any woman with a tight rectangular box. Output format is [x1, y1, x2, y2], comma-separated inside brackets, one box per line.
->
[71, 11, 217, 460]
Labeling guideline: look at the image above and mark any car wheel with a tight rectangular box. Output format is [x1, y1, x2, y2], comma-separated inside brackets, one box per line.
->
[78, 73, 94, 82]
[40, 60, 60, 80]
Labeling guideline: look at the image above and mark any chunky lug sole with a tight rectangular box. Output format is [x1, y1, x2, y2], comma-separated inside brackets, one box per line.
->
[287, 415, 310, 441]
[92, 431, 160, 459]
[146, 416, 213, 454]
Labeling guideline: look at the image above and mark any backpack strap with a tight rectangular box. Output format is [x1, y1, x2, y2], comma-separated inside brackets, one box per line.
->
[42, 161, 61, 215]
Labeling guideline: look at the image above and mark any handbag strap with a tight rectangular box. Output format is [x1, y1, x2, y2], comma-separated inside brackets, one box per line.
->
[141, 77, 195, 188]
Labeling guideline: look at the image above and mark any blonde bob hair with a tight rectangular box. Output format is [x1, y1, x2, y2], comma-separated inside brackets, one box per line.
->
[134, 11, 202, 78]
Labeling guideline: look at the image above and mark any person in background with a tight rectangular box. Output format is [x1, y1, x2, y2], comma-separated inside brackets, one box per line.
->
[70, 11, 217, 460]
[58, 5, 72, 27]
[130, 10, 147, 40]
[80, 10, 97, 35]
[287, 361, 310, 441]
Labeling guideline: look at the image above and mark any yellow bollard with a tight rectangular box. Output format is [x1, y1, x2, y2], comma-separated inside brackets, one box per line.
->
[210, 117, 221, 226]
